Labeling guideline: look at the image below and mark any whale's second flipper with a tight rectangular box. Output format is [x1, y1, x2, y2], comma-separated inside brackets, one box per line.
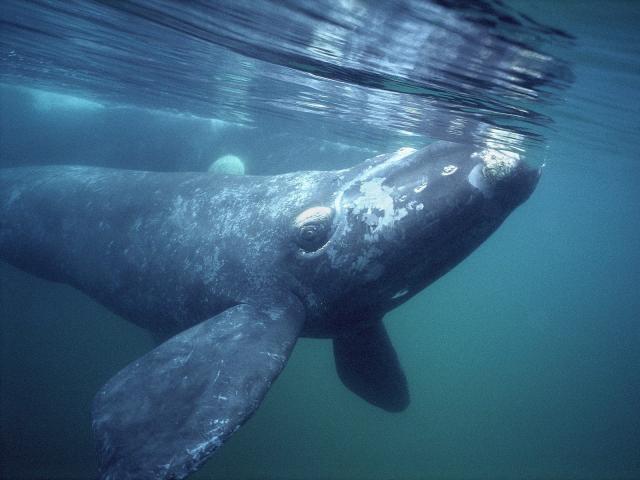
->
[92, 301, 304, 480]
[333, 322, 409, 412]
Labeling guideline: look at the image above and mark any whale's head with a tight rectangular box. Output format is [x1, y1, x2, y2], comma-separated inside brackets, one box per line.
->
[290, 142, 539, 334]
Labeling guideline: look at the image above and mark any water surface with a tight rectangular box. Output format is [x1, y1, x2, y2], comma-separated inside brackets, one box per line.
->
[1, 1, 638, 479]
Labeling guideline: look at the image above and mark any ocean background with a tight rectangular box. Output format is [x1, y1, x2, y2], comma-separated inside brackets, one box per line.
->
[0, 1, 638, 479]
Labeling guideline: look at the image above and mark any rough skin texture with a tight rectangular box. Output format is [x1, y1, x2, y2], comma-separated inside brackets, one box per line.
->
[0, 142, 539, 479]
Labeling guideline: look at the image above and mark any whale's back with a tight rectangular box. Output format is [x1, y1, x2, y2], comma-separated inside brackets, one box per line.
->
[0, 167, 245, 331]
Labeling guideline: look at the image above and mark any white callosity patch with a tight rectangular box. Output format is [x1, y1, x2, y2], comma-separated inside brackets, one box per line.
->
[352, 178, 408, 241]
[441, 164, 458, 176]
[326, 147, 422, 278]
[405, 200, 424, 212]
[334, 146, 417, 216]
[468, 164, 490, 195]
[413, 180, 428, 193]
[473, 148, 520, 181]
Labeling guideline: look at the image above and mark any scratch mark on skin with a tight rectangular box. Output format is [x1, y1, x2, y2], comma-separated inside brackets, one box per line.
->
[7, 189, 22, 205]
[260, 351, 284, 362]
[391, 288, 409, 299]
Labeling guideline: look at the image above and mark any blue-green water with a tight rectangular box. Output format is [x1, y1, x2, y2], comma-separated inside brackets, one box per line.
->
[1, 1, 639, 479]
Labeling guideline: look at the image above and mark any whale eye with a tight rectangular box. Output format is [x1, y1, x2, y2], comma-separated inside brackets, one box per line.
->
[293, 206, 334, 252]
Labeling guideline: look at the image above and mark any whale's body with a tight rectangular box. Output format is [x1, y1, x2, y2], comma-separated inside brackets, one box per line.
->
[0, 142, 539, 479]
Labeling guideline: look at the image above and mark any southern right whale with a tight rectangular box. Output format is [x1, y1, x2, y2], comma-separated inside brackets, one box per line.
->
[0, 141, 540, 479]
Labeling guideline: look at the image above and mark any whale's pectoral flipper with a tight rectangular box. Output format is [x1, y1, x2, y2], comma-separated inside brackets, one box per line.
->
[333, 322, 409, 412]
[92, 301, 304, 480]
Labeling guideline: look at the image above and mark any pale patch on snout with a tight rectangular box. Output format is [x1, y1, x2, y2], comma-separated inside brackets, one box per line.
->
[473, 148, 519, 181]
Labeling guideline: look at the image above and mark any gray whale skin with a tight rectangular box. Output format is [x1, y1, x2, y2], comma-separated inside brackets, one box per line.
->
[0, 141, 539, 479]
